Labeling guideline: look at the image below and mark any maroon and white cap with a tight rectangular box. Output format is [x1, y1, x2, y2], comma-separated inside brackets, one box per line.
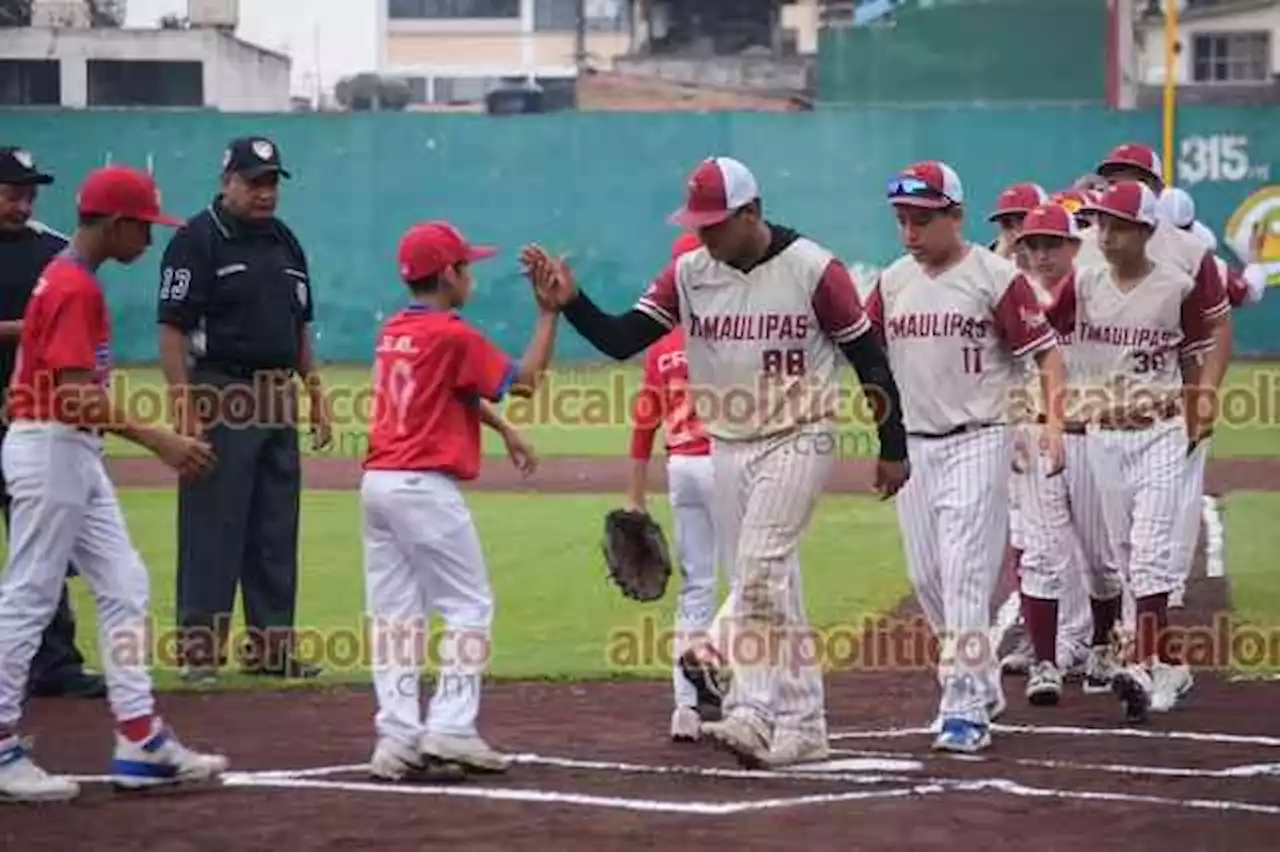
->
[987, 182, 1048, 222]
[1096, 143, 1164, 185]
[669, 157, 760, 228]
[1080, 180, 1160, 227]
[1015, 203, 1081, 242]
[886, 161, 964, 209]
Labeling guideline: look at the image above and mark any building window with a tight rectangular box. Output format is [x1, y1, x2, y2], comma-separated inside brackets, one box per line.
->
[87, 60, 203, 107]
[388, 0, 519, 19]
[1191, 32, 1270, 83]
[0, 60, 60, 105]
[534, 0, 625, 32]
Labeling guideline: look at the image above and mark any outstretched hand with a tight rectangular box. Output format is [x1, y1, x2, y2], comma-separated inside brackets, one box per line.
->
[520, 244, 578, 309]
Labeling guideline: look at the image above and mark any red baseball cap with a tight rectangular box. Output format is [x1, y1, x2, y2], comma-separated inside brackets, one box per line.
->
[669, 157, 760, 229]
[1080, 180, 1159, 227]
[670, 232, 702, 260]
[886, 161, 964, 209]
[398, 221, 496, 282]
[76, 165, 182, 225]
[987, 182, 1047, 222]
[1096, 143, 1164, 184]
[1015, 203, 1081, 242]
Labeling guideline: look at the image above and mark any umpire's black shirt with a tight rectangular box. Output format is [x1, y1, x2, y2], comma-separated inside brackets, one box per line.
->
[0, 222, 66, 400]
[157, 197, 313, 377]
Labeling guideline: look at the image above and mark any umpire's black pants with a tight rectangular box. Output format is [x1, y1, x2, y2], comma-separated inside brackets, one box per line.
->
[0, 428, 90, 689]
[175, 372, 302, 671]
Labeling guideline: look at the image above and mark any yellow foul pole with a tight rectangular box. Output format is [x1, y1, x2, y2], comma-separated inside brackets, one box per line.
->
[1161, 0, 1179, 186]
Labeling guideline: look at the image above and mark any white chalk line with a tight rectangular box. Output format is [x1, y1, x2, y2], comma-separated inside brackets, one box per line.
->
[1203, 495, 1225, 579]
[831, 723, 1280, 747]
[830, 747, 1280, 779]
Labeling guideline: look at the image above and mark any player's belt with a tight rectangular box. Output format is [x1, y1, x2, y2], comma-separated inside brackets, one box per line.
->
[1034, 415, 1087, 435]
[907, 421, 1001, 440]
[1090, 400, 1181, 431]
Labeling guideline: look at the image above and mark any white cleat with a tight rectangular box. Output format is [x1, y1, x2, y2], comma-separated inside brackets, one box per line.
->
[670, 706, 702, 743]
[420, 733, 511, 774]
[370, 737, 465, 782]
[1111, 662, 1155, 723]
[932, 691, 1005, 734]
[1083, 644, 1119, 695]
[111, 719, 229, 790]
[0, 737, 79, 803]
[1149, 661, 1194, 713]
[701, 715, 771, 769]
[1026, 660, 1063, 707]
[763, 732, 830, 768]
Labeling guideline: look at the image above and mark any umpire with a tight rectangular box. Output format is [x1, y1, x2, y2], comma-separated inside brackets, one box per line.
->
[0, 147, 105, 699]
[157, 136, 332, 683]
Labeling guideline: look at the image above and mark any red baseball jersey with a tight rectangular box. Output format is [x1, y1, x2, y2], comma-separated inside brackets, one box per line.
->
[629, 327, 711, 461]
[362, 305, 516, 480]
[7, 254, 112, 423]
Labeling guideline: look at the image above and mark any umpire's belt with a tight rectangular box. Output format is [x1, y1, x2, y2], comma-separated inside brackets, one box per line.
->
[907, 421, 1001, 440]
[189, 367, 299, 427]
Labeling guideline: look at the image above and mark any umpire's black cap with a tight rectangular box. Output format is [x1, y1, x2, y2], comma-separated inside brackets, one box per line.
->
[221, 136, 291, 179]
[0, 147, 54, 186]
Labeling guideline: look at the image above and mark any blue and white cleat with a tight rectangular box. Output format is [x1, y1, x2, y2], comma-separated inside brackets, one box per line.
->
[110, 719, 229, 790]
[931, 718, 992, 753]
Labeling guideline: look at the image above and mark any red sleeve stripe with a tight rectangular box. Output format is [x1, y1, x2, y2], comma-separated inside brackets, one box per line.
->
[1011, 328, 1058, 359]
[829, 313, 872, 345]
[1202, 297, 1231, 322]
[635, 298, 676, 329]
[1179, 337, 1216, 357]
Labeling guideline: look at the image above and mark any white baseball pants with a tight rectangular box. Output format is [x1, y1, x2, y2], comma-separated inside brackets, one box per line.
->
[666, 454, 719, 710]
[0, 422, 155, 731]
[1171, 437, 1211, 587]
[360, 470, 494, 748]
[714, 423, 834, 742]
[1086, 418, 1187, 599]
[896, 425, 1011, 725]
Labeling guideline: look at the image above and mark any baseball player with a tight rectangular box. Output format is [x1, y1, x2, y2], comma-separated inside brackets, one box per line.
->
[988, 182, 1048, 267]
[627, 232, 723, 743]
[867, 160, 1067, 753]
[0, 165, 228, 802]
[1050, 181, 1230, 722]
[521, 155, 910, 769]
[1156, 187, 1219, 254]
[361, 220, 554, 780]
[1007, 202, 1118, 706]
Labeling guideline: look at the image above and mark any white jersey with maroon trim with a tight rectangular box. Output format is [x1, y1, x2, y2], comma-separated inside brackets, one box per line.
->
[1049, 260, 1230, 421]
[1078, 218, 1221, 290]
[634, 226, 871, 441]
[868, 244, 1057, 435]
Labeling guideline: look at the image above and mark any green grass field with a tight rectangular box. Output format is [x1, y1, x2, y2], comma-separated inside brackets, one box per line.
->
[100, 361, 1280, 461]
[35, 361, 1280, 689]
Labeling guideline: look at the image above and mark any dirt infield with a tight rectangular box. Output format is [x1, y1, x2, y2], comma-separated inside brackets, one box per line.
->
[8, 454, 1279, 849]
[107, 454, 1280, 493]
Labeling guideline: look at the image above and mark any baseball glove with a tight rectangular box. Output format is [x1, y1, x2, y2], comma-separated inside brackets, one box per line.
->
[602, 509, 673, 602]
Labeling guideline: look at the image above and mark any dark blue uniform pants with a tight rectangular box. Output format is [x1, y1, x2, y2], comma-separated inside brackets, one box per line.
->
[176, 415, 302, 672]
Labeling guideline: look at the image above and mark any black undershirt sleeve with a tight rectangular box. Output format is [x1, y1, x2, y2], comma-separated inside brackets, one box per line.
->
[839, 333, 908, 463]
[561, 290, 670, 361]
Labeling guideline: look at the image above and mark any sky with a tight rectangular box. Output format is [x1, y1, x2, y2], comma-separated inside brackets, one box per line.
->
[124, 0, 378, 96]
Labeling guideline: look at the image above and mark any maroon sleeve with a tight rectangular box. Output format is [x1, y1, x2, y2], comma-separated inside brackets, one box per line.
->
[1224, 262, 1249, 308]
[811, 260, 871, 345]
[1045, 272, 1078, 336]
[993, 273, 1058, 358]
[1180, 253, 1231, 357]
[864, 278, 885, 340]
[634, 262, 680, 329]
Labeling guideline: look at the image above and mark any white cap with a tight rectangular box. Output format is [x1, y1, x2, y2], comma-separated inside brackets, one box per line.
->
[1157, 187, 1196, 229]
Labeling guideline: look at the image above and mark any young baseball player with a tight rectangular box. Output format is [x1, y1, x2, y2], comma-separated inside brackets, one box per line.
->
[361, 220, 555, 781]
[521, 156, 910, 769]
[867, 161, 1067, 753]
[1051, 181, 1230, 722]
[988, 182, 1048, 268]
[0, 165, 228, 802]
[626, 232, 723, 743]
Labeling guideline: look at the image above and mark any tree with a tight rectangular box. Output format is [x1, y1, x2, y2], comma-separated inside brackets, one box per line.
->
[334, 73, 412, 111]
[0, 0, 124, 27]
[0, 0, 31, 27]
[158, 12, 188, 29]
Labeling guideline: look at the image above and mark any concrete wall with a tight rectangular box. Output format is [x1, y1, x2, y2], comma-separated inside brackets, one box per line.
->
[611, 55, 811, 93]
[0, 27, 290, 112]
[1138, 2, 1280, 84]
[385, 30, 631, 75]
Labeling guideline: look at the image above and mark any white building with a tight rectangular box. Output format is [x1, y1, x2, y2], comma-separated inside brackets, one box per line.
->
[0, 0, 291, 112]
[1135, 0, 1279, 101]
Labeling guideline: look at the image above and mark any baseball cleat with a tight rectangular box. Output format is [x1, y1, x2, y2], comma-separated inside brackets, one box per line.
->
[1026, 660, 1063, 706]
[420, 733, 511, 774]
[1111, 663, 1154, 723]
[370, 738, 466, 782]
[670, 706, 702, 742]
[678, 649, 724, 722]
[701, 715, 770, 769]
[930, 691, 1005, 734]
[1082, 644, 1119, 694]
[110, 719, 229, 790]
[763, 732, 829, 768]
[932, 718, 991, 753]
[0, 737, 79, 803]
[999, 627, 1033, 675]
[1149, 661, 1194, 713]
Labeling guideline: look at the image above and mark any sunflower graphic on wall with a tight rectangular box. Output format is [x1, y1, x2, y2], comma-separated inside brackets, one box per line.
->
[1225, 186, 1280, 287]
